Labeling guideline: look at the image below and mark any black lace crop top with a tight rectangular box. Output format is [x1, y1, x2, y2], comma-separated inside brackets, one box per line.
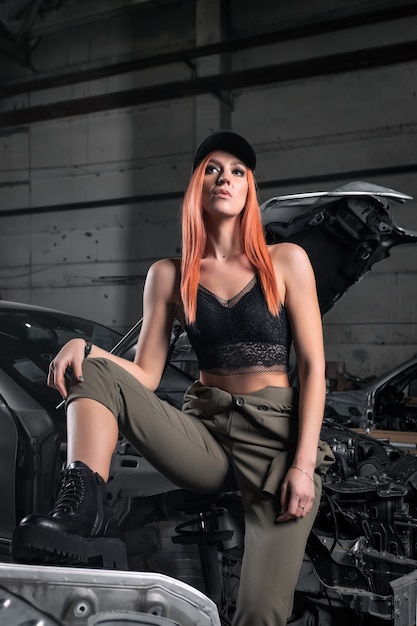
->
[184, 275, 292, 376]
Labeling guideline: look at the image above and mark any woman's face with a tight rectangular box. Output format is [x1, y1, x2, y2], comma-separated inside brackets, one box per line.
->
[201, 150, 249, 218]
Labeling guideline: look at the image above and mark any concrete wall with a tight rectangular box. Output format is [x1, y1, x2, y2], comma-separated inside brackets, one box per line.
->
[1, 0, 417, 376]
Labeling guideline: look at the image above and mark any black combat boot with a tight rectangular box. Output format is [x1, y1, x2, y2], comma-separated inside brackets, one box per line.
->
[11, 461, 127, 569]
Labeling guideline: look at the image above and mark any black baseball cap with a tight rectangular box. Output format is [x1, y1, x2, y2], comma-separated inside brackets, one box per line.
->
[192, 131, 256, 171]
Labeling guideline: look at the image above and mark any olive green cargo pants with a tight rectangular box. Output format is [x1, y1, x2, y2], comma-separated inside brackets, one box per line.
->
[67, 357, 334, 626]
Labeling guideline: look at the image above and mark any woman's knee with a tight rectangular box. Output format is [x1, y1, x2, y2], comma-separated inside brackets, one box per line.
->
[66, 357, 123, 417]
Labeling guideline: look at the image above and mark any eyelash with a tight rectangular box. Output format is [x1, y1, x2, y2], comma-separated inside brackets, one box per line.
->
[206, 165, 245, 176]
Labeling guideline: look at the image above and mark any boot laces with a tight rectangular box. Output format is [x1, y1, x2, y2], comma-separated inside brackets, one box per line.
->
[52, 467, 88, 515]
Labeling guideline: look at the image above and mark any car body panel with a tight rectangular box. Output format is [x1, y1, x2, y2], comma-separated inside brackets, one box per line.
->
[326, 355, 417, 429]
[0, 562, 221, 626]
[261, 181, 417, 314]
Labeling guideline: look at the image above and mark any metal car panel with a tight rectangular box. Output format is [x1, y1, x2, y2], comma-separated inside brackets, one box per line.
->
[261, 181, 417, 315]
[0, 400, 18, 541]
[0, 563, 221, 626]
[390, 569, 417, 626]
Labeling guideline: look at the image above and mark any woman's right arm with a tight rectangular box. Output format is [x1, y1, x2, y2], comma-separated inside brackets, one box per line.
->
[48, 258, 179, 398]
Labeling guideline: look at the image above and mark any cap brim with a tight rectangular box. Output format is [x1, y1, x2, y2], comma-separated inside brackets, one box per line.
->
[193, 131, 256, 171]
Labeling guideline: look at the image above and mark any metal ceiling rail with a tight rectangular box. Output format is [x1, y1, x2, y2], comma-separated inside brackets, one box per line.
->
[1, 0, 417, 96]
[1, 39, 417, 128]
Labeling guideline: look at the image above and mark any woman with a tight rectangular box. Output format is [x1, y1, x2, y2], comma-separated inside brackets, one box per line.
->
[12, 131, 334, 626]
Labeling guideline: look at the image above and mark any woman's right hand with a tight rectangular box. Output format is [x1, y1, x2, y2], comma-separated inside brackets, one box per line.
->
[47, 338, 87, 399]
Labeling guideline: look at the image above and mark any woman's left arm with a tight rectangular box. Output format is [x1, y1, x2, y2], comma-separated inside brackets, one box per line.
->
[272, 243, 325, 522]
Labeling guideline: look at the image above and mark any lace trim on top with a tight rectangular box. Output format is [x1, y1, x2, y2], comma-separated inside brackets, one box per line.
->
[185, 275, 292, 376]
[198, 275, 257, 309]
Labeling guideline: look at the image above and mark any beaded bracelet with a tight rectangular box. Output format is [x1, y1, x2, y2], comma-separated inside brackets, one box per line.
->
[290, 465, 314, 483]
[84, 341, 93, 359]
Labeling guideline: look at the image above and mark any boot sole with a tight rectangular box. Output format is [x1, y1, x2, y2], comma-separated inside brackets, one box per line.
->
[12, 524, 127, 570]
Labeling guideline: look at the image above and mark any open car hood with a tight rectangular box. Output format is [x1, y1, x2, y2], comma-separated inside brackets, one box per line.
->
[261, 181, 417, 315]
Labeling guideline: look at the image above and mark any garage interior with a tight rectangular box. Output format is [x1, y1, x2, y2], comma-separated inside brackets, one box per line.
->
[1, 0, 417, 378]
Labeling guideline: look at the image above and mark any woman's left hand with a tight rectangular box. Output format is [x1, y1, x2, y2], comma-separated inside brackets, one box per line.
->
[276, 466, 315, 522]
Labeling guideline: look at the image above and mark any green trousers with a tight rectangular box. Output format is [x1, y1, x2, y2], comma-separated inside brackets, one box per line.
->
[67, 357, 334, 626]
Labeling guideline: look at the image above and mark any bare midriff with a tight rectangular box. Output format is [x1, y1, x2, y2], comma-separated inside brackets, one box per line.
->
[199, 370, 291, 395]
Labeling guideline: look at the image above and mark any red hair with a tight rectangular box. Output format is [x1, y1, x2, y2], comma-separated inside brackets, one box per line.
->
[181, 154, 279, 323]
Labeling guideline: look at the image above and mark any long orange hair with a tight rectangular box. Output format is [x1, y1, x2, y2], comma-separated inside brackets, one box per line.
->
[180, 154, 279, 323]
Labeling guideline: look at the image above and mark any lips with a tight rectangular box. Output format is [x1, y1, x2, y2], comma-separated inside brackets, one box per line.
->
[213, 190, 231, 198]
